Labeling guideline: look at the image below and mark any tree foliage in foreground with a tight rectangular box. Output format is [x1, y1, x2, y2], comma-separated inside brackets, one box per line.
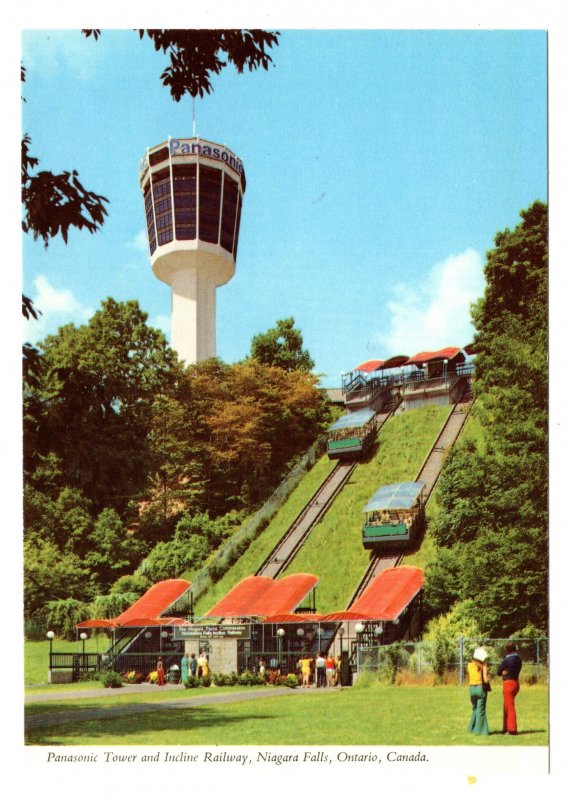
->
[23, 300, 330, 619]
[250, 317, 315, 373]
[424, 201, 548, 637]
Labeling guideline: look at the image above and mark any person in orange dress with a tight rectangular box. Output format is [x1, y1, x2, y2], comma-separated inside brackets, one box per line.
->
[156, 657, 166, 686]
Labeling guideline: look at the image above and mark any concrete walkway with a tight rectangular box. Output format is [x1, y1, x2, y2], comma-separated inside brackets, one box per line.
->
[25, 685, 340, 731]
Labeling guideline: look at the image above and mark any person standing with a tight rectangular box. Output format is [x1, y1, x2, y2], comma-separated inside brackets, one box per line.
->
[467, 647, 490, 735]
[197, 651, 205, 678]
[156, 657, 166, 687]
[180, 653, 189, 684]
[298, 654, 312, 688]
[497, 642, 523, 735]
[325, 654, 337, 686]
[315, 652, 327, 688]
[189, 652, 198, 678]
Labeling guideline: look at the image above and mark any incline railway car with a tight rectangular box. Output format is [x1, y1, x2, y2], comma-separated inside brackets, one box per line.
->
[362, 481, 426, 550]
[327, 407, 377, 459]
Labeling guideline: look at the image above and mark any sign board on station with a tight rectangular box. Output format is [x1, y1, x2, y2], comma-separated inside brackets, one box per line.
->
[173, 624, 251, 640]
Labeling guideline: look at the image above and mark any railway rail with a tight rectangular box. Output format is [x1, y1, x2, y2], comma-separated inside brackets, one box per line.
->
[256, 459, 357, 579]
[329, 396, 472, 654]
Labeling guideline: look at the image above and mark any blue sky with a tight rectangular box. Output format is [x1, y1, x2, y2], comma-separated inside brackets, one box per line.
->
[21, 28, 547, 385]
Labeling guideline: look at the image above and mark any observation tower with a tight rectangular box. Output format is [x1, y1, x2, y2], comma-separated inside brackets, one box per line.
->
[140, 137, 246, 364]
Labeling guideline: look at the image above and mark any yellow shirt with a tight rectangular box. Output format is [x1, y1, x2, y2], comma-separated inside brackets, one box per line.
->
[299, 658, 312, 674]
[467, 660, 484, 685]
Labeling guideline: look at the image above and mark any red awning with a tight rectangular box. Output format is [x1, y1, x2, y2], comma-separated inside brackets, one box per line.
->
[205, 574, 319, 618]
[353, 359, 385, 373]
[261, 613, 325, 624]
[405, 347, 464, 366]
[76, 579, 192, 629]
[382, 355, 410, 370]
[115, 579, 191, 626]
[348, 566, 424, 621]
[76, 619, 115, 629]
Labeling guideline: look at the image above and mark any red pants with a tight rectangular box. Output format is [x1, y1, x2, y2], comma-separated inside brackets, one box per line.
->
[503, 679, 520, 733]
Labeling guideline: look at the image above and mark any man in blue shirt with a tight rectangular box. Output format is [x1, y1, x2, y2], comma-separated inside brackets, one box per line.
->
[497, 642, 523, 735]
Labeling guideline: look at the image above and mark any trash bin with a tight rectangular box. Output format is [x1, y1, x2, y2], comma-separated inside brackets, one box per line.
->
[168, 665, 180, 684]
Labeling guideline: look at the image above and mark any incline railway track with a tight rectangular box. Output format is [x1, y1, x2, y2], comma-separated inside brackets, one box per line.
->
[331, 396, 473, 649]
[256, 396, 402, 581]
[256, 459, 357, 579]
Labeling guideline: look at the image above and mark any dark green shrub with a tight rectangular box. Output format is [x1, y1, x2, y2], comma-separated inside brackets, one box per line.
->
[431, 633, 456, 683]
[238, 670, 256, 685]
[77, 670, 101, 682]
[101, 671, 123, 688]
[212, 673, 226, 686]
[379, 644, 410, 685]
[275, 673, 299, 688]
[200, 674, 212, 687]
[184, 676, 201, 689]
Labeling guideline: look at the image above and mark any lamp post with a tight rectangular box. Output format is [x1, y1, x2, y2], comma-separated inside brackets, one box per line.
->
[338, 626, 345, 655]
[355, 622, 365, 672]
[316, 627, 324, 653]
[277, 628, 285, 671]
[46, 630, 55, 671]
[80, 631, 87, 656]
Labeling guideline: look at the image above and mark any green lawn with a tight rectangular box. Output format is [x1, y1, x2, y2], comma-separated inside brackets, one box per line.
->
[25, 683, 548, 747]
[282, 405, 451, 611]
[25, 635, 111, 686]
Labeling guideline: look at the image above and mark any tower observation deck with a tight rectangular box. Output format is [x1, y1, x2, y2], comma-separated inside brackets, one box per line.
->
[140, 137, 246, 364]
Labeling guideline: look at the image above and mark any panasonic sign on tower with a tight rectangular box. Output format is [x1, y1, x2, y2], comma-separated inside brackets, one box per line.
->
[140, 136, 246, 364]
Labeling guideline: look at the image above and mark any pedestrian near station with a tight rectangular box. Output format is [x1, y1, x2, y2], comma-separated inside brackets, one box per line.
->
[467, 647, 490, 735]
[497, 642, 523, 735]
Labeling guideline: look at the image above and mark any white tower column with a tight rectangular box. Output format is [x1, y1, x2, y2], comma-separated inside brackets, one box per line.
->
[171, 267, 218, 363]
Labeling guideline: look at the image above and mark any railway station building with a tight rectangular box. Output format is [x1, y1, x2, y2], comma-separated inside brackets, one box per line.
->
[49, 568, 424, 684]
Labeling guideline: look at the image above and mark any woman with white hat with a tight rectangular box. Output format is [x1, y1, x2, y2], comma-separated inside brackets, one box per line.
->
[467, 646, 491, 735]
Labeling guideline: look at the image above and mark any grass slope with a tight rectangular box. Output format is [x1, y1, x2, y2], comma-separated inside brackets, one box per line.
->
[193, 456, 336, 616]
[282, 405, 450, 611]
[25, 684, 547, 746]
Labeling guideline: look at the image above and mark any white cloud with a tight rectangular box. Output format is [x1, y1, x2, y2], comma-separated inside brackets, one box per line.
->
[23, 275, 94, 344]
[22, 30, 103, 81]
[377, 249, 485, 355]
[125, 230, 149, 253]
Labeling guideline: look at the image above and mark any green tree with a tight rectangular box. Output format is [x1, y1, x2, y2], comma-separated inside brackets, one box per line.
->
[24, 298, 180, 513]
[425, 201, 548, 636]
[250, 318, 315, 373]
[24, 540, 95, 616]
[84, 508, 145, 590]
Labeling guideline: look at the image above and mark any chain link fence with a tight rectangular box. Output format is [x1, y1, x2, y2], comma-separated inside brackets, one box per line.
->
[356, 637, 548, 685]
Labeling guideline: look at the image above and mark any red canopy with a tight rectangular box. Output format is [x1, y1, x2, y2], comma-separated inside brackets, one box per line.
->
[349, 566, 424, 621]
[405, 347, 464, 366]
[353, 359, 385, 373]
[382, 355, 410, 370]
[205, 574, 319, 618]
[76, 579, 192, 629]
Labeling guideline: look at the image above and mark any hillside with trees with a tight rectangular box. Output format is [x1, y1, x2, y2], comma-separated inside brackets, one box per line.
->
[23, 307, 331, 628]
[423, 201, 548, 638]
